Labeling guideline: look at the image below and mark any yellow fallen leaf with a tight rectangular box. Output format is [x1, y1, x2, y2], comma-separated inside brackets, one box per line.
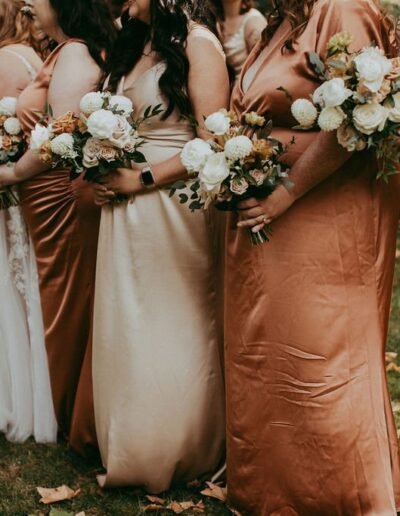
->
[145, 495, 166, 505]
[37, 485, 81, 504]
[200, 482, 227, 502]
[168, 501, 187, 513]
[386, 362, 400, 373]
[142, 504, 165, 512]
[192, 501, 205, 513]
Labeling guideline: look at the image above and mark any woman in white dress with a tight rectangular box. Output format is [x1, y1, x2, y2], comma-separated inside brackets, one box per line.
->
[213, 0, 266, 81]
[92, 0, 230, 493]
[0, 0, 57, 443]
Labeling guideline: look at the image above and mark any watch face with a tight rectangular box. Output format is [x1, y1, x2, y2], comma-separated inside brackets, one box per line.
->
[141, 169, 155, 187]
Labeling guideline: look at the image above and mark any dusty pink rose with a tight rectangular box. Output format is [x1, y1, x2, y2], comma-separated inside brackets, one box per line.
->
[230, 177, 249, 195]
[249, 169, 266, 186]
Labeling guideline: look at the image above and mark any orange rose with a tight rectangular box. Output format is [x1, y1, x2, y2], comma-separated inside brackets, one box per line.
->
[39, 141, 53, 163]
[252, 139, 274, 160]
[1, 135, 12, 151]
[51, 111, 79, 135]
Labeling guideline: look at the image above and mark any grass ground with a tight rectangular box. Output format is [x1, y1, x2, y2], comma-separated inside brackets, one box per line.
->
[1, 246, 400, 516]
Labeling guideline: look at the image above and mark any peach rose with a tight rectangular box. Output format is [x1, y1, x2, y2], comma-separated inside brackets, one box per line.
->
[249, 169, 266, 186]
[337, 123, 367, 152]
[52, 111, 79, 135]
[252, 139, 274, 160]
[98, 143, 120, 162]
[230, 177, 249, 195]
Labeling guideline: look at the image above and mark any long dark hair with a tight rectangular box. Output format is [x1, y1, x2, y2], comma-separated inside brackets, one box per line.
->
[212, 0, 254, 21]
[50, 0, 118, 70]
[107, 0, 218, 120]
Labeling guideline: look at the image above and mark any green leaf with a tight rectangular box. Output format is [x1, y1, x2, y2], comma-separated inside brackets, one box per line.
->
[276, 86, 293, 102]
[308, 52, 326, 78]
[179, 193, 188, 203]
[172, 180, 187, 190]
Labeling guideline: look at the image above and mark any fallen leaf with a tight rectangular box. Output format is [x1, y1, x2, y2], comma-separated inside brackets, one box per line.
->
[48, 509, 74, 516]
[75, 513, 86, 516]
[37, 485, 81, 504]
[142, 504, 165, 512]
[386, 362, 400, 373]
[385, 351, 398, 362]
[146, 495, 166, 505]
[200, 482, 227, 502]
[192, 501, 205, 513]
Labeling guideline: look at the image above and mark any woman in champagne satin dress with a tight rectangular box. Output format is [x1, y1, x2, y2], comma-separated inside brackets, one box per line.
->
[226, 0, 400, 514]
[91, 1, 229, 493]
[0, 0, 117, 455]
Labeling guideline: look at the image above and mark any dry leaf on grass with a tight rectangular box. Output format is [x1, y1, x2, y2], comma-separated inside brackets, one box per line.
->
[142, 500, 205, 514]
[142, 504, 165, 512]
[75, 512, 86, 516]
[200, 482, 227, 502]
[386, 362, 400, 373]
[385, 351, 398, 362]
[37, 485, 81, 504]
[146, 495, 166, 505]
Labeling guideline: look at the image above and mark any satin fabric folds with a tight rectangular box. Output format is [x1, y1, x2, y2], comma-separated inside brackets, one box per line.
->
[226, 0, 400, 514]
[16, 40, 100, 455]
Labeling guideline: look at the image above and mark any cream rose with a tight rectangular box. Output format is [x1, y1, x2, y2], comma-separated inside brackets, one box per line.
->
[224, 135, 253, 161]
[318, 107, 346, 131]
[0, 136, 3, 150]
[354, 47, 392, 93]
[385, 92, 400, 123]
[79, 92, 105, 114]
[98, 144, 120, 162]
[337, 123, 367, 152]
[181, 138, 214, 173]
[0, 97, 17, 116]
[199, 152, 230, 192]
[352, 103, 388, 135]
[3, 117, 22, 135]
[87, 109, 120, 139]
[50, 133, 76, 157]
[109, 95, 133, 117]
[249, 169, 266, 186]
[107, 115, 133, 149]
[204, 111, 231, 135]
[230, 177, 249, 196]
[318, 78, 352, 108]
[291, 99, 318, 128]
[30, 124, 52, 151]
[82, 137, 102, 168]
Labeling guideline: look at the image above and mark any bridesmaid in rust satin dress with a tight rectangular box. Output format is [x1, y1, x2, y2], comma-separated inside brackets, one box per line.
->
[0, 0, 117, 455]
[226, 0, 400, 514]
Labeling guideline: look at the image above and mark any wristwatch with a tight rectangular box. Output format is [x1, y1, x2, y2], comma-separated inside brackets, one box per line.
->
[140, 166, 156, 189]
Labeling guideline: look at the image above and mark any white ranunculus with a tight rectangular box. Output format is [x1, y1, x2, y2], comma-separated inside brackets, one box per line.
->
[320, 78, 352, 108]
[352, 103, 388, 135]
[30, 124, 52, 151]
[354, 47, 392, 93]
[291, 99, 318, 128]
[50, 133, 76, 157]
[0, 96, 17, 116]
[199, 152, 230, 192]
[3, 117, 22, 135]
[224, 135, 253, 161]
[385, 91, 400, 123]
[109, 95, 133, 116]
[181, 138, 214, 173]
[204, 111, 231, 135]
[312, 84, 326, 106]
[318, 107, 346, 131]
[108, 115, 133, 149]
[86, 109, 119, 139]
[80, 92, 105, 114]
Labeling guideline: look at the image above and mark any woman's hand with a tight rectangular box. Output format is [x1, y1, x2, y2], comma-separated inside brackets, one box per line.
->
[0, 164, 19, 187]
[237, 185, 296, 233]
[93, 183, 116, 206]
[98, 167, 144, 196]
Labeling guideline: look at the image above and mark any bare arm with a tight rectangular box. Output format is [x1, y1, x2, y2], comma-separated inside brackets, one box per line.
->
[0, 52, 31, 98]
[1, 42, 101, 185]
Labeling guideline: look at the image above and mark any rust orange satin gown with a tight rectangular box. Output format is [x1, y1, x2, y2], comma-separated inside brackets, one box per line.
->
[226, 1, 400, 514]
[16, 40, 100, 455]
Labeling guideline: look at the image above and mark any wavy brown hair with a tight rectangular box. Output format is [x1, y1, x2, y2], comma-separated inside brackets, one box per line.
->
[0, 0, 47, 56]
[212, 0, 254, 21]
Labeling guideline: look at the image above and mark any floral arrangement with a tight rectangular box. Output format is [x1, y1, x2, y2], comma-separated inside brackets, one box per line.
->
[172, 109, 290, 245]
[0, 97, 25, 209]
[290, 32, 400, 178]
[30, 91, 162, 203]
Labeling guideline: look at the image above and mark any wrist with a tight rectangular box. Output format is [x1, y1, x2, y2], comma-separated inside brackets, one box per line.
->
[140, 165, 157, 190]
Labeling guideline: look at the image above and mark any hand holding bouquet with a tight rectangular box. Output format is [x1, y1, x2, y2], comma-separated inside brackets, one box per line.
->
[172, 109, 291, 245]
[290, 32, 400, 179]
[30, 91, 162, 203]
[0, 96, 25, 209]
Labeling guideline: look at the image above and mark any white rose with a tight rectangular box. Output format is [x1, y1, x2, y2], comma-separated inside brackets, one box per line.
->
[199, 152, 230, 192]
[385, 91, 400, 123]
[3, 117, 22, 135]
[0, 96, 17, 116]
[181, 138, 214, 173]
[50, 133, 76, 158]
[319, 78, 352, 108]
[86, 109, 120, 139]
[224, 135, 253, 161]
[318, 107, 346, 131]
[30, 124, 52, 151]
[352, 103, 388, 135]
[204, 111, 231, 135]
[108, 115, 133, 149]
[354, 47, 392, 93]
[79, 92, 105, 114]
[0, 136, 3, 150]
[109, 95, 133, 116]
[291, 99, 318, 128]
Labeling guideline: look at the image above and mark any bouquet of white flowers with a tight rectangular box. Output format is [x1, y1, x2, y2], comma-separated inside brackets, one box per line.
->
[31, 91, 162, 203]
[172, 109, 291, 245]
[0, 96, 25, 209]
[290, 32, 400, 178]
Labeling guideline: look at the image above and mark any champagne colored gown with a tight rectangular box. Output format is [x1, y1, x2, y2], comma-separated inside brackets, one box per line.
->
[93, 28, 225, 493]
[16, 40, 100, 455]
[226, 0, 400, 514]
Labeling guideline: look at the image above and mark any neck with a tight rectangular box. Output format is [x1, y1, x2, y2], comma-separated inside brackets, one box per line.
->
[49, 26, 68, 44]
[222, 0, 243, 18]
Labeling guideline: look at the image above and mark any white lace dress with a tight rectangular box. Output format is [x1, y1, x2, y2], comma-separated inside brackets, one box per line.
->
[0, 49, 57, 443]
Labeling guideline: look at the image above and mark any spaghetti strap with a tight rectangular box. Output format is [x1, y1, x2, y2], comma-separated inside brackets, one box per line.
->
[0, 48, 37, 80]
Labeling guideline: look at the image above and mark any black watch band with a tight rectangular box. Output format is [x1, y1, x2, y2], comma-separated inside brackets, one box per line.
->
[140, 166, 155, 188]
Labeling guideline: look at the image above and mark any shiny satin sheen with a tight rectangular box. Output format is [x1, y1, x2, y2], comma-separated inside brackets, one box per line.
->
[226, 0, 400, 514]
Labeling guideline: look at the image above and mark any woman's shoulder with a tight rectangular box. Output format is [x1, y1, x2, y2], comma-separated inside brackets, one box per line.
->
[188, 24, 225, 59]
[244, 8, 267, 21]
[314, 0, 381, 17]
